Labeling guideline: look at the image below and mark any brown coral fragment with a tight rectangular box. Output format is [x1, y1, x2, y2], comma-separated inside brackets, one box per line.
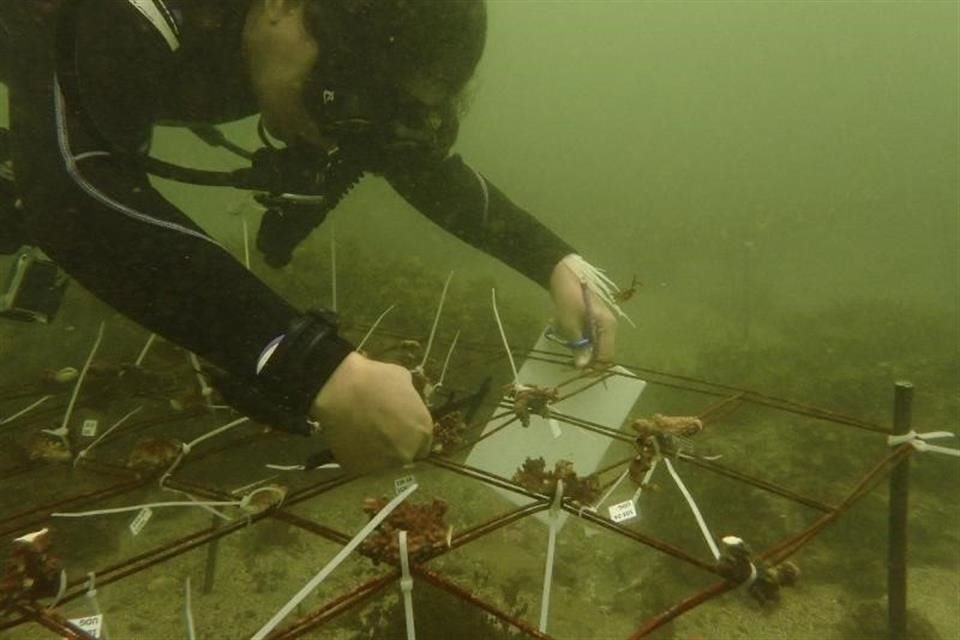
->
[631, 414, 703, 439]
[27, 434, 72, 464]
[360, 498, 451, 563]
[126, 437, 183, 471]
[240, 484, 288, 515]
[505, 384, 559, 427]
[1, 528, 63, 616]
[432, 410, 467, 454]
[512, 457, 600, 505]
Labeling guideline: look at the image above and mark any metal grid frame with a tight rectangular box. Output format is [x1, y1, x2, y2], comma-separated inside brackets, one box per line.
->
[0, 333, 916, 640]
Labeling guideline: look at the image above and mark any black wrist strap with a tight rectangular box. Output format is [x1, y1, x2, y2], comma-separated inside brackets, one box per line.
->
[214, 309, 354, 435]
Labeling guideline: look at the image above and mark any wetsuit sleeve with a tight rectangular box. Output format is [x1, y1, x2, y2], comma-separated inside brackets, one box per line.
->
[386, 154, 576, 290]
[9, 2, 349, 408]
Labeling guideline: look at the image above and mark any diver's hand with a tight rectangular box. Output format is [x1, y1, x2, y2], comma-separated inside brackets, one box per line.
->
[549, 254, 618, 368]
[310, 352, 434, 473]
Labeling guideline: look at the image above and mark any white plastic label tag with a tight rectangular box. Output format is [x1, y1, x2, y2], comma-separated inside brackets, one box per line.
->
[394, 475, 416, 495]
[548, 418, 562, 439]
[129, 507, 153, 536]
[66, 614, 102, 638]
[608, 500, 638, 523]
[81, 419, 99, 438]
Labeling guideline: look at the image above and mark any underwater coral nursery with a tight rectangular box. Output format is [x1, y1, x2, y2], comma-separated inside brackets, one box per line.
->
[0, 307, 952, 639]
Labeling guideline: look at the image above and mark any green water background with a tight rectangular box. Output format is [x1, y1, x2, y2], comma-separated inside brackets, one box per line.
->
[1, 1, 957, 638]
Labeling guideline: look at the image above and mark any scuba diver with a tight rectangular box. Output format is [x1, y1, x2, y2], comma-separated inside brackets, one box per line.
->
[0, 0, 620, 472]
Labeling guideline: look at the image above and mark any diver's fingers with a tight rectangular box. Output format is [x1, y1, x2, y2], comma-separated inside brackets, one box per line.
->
[592, 310, 618, 365]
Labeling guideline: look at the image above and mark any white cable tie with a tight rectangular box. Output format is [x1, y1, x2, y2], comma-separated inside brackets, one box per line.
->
[743, 560, 758, 589]
[265, 464, 306, 472]
[251, 483, 419, 640]
[539, 479, 565, 634]
[562, 254, 636, 328]
[50, 569, 68, 609]
[184, 576, 196, 640]
[85, 572, 97, 599]
[664, 457, 721, 560]
[631, 458, 660, 504]
[888, 430, 960, 457]
[590, 467, 630, 513]
[398, 530, 417, 640]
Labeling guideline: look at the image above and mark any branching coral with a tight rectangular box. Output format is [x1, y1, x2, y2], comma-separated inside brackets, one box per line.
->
[512, 457, 600, 505]
[360, 497, 452, 563]
[0, 528, 62, 616]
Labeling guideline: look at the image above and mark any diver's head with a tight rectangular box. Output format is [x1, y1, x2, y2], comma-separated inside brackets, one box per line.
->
[243, 0, 487, 158]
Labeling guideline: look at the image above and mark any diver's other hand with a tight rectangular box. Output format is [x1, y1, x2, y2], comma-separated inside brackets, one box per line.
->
[549, 254, 618, 368]
[311, 352, 433, 473]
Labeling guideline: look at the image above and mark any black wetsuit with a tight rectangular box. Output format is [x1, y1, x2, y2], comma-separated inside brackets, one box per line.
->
[0, 0, 573, 421]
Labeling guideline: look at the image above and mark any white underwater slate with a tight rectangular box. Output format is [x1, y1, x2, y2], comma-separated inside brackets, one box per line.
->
[465, 330, 646, 527]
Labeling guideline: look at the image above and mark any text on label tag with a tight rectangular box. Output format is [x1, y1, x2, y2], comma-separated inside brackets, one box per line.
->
[81, 419, 99, 438]
[66, 614, 103, 638]
[608, 499, 638, 523]
[394, 475, 416, 495]
[129, 507, 153, 536]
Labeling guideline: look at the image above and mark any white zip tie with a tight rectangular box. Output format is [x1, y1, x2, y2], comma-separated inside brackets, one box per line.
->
[436, 330, 460, 391]
[265, 462, 341, 472]
[251, 483, 419, 640]
[134, 333, 156, 367]
[230, 476, 277, 496]
[187, 416, 249, 450]
[538, 479, 565, 633]
[589, 467, 631, 514]
[160, 417, 250, 487]
[664, 457, 720, 560]
[74, 405, 144, 466]
[184, 576, 196, 640]
[265, 464, 306, 472]
[188, 353, 214, 404]
[242, 214, 251, 271]
[562, 255, 636, 328]
[418, 272, 454, 372]
[356, 304, 397, 353]
[43, 322, 105, 445]
[631, 458, 660, 504]
[49, 568, 68, 609]
[491, 289, 520, 385]
[85, 572, 110, 640]
[50, 499, 247, 518]
[0, 395, 52, 426]
[888, 430, 960, 457]
[398, 531, 417, 640]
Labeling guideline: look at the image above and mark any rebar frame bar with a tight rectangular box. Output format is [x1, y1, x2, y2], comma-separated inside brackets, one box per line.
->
[0, 336, 939, 640]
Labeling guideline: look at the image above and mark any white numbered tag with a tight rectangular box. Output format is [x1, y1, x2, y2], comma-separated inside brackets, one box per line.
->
[67, 614, 103, 638]
[394, 475, 416, 495]
[81, 419, 99, 438]
[608, 499, 638, 523]
[548, 418, 562, 439]
[129, 507, 153, 536]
